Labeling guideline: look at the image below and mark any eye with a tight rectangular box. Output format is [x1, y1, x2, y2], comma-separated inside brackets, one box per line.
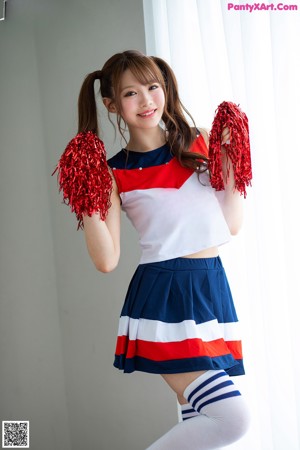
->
[149, 84, 159, 91]
[124, 91, 136, 97]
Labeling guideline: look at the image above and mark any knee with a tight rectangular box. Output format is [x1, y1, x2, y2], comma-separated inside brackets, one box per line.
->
[218, 396, 251, 444]
[236, 399, 251, 439]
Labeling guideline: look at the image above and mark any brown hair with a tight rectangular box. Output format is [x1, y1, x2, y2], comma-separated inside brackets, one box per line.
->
[77, 50, 207, 173]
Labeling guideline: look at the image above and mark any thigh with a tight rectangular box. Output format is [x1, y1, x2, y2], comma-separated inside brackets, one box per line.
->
[161, 371, 207, 401]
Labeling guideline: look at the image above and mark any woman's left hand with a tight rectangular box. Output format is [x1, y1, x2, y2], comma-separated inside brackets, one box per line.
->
[221, 126, 231, 146]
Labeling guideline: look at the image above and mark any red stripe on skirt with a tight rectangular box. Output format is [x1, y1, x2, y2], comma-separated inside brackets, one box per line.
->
[226, 340, 243, 359]
[115, 336, 243, 361]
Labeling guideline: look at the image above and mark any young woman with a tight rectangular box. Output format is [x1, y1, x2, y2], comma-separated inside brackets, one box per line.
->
[59, 50, 250, 449]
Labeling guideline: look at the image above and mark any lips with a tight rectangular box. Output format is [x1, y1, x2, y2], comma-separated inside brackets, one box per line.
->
[138, 109, 156, 118]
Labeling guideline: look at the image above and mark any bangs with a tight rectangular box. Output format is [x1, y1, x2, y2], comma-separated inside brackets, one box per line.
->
[128, 59, 164, 86]
[113, 55, 165, 97]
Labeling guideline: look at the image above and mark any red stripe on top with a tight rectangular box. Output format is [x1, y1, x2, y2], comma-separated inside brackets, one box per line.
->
[113, 156, 193, 193]
[115, 336, 242, 362]
[113, 134, 208, 194]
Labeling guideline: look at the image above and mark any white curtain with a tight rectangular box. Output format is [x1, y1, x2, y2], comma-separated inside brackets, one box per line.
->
[143, 1, 300, 449]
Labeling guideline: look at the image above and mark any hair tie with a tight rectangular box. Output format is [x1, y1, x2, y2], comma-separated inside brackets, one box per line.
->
[94, 70, 102, 81]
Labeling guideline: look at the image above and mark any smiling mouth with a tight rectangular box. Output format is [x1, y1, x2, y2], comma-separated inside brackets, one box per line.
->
[138, 109, 156, 117]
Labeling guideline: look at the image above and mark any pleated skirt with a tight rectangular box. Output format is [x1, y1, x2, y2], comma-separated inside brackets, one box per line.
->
[114, 256, 245, 376]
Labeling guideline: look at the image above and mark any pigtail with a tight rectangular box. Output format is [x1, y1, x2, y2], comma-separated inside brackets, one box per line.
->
[78, 71, 102, 135]
[52, 69, 112, 229]
[152, 56, 195, 128]
[151, 56, 208, 173]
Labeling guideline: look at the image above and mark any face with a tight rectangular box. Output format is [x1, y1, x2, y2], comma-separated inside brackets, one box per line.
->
[117, 69, 165, 131]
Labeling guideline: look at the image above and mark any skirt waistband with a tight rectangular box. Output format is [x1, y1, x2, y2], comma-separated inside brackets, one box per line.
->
[139, 255, 223, 271]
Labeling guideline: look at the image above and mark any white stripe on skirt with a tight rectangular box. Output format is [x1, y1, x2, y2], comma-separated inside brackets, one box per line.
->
[117, 316, 241, 342]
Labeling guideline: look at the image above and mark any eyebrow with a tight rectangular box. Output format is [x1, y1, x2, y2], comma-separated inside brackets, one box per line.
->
[121, 85, 137, 92]
[120, 80, 158, 93]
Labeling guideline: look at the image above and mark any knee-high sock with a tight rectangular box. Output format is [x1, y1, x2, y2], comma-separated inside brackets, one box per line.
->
[146, 370, 250, 450]
[180, 403, 199, 421]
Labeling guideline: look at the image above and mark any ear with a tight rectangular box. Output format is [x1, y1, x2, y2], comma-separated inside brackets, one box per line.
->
[103, 98, 117, 113]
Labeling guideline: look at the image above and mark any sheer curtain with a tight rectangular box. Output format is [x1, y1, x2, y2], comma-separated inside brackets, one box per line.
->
[143, 1, 300, 449]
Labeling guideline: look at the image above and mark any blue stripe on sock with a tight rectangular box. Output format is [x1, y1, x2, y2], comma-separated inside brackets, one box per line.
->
[182, 408, 196, 415]
[182, 406, 199, 421]
[190, 380, 235, 409]
[187, 371, 227, 403]
[197, 390, 241, 412]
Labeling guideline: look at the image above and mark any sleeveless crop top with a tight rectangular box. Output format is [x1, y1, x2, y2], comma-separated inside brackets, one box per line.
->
[107, 134, 231, 264]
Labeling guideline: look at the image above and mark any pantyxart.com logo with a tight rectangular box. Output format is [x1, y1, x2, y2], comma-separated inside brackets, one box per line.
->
[228, 2, 298, 12]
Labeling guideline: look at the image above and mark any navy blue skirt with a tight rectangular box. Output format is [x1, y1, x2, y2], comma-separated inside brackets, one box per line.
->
[114, 256, 244, 376]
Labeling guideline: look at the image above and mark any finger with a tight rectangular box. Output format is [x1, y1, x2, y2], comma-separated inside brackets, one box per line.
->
[221, 127, 231, 145]
[221, 135, 230, 145]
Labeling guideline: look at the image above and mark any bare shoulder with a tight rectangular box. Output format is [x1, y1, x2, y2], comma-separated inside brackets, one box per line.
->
[191, 126, 210, 146]
[198, 127, 210, 147]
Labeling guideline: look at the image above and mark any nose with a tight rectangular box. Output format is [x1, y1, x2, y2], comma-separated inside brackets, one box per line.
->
[140, 89, 153, 107]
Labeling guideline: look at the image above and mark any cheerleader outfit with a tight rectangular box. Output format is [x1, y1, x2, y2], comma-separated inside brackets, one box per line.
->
[107, 133, 245, 377]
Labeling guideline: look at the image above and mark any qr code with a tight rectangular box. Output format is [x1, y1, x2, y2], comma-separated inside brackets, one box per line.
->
[2, 421, 29, 448]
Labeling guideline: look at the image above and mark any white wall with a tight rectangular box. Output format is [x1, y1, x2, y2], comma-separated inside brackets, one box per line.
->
[0, 1, 176, 449]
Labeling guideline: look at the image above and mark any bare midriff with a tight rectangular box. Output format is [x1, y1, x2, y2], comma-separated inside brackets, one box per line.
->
[182, 246, 219, 259]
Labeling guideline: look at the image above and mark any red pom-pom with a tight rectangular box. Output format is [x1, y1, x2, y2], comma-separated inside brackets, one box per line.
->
[208, 101, 252, 197]
[52, 131, 112, 229]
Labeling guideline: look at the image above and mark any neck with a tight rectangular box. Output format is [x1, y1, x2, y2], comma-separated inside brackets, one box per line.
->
[126, 126, 166, 152]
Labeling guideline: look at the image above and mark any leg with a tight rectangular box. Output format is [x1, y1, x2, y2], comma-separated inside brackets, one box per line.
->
[175, 374, 204, 422]
[179, 402, 200, 421]
[177, 393, 200, 422]
[162, 371, 207, 397]
[146, 370, 250, 450]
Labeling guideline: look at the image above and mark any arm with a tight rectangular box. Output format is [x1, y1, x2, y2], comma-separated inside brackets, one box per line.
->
[202, 126, 243, 235]
[82, 175, 121, 273]
[200, 127, 243, 235]
[216, 127, 244, 235]
[217, 154, 244, 235]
